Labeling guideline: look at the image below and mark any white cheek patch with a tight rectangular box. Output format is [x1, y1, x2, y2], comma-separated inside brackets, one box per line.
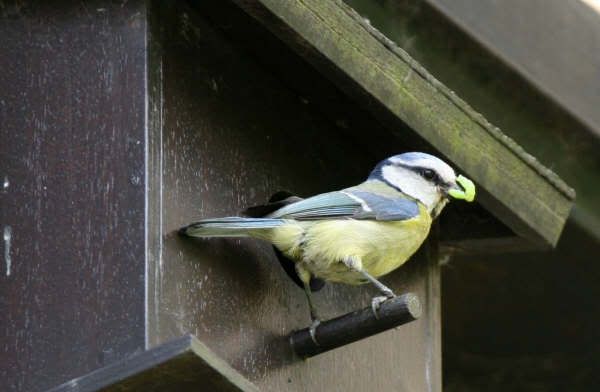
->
[382, 165, 440, 211]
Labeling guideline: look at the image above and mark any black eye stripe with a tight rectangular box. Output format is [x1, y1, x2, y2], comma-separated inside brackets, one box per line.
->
[419, 168, 440, 183]
[393, 163, 442, 183]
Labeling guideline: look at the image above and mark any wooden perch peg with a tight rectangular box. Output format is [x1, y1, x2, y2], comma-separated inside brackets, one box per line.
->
[290, 293, 422, 358]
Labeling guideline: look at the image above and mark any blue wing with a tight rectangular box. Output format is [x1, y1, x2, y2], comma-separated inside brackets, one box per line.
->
[266, 191, 361, 219]
[350, 191, 420, 221]
[266, 190, 419, 221]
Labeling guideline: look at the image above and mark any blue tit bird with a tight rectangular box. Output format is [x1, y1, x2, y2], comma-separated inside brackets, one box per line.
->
[180, 152, 475, 338]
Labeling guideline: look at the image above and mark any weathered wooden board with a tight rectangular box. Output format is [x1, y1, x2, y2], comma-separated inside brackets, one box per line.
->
[224, 0, 575, 248]
[343, 0, 600, 243]
[47, 335, 259, 392]
[0, 2, 147, 391]
[147, 4, 442, 391]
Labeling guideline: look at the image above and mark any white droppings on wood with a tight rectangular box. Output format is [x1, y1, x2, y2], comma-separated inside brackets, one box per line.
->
[4, 226, 12, 276]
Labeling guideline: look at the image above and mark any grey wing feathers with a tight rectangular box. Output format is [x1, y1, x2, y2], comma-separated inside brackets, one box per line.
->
[266, 190, 419, 222]
[266, 191, 362, 220]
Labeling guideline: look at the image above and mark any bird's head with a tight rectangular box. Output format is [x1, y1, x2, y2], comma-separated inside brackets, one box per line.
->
[369, 152, 475, 218]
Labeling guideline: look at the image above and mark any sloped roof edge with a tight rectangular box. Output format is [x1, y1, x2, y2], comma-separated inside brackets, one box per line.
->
[220, 0, 575, 247]
[346, 3, 575, 200]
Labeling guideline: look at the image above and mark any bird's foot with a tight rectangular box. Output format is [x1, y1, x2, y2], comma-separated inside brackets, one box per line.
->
[309, 319, 321, 346]
[371, 290, 396, 319]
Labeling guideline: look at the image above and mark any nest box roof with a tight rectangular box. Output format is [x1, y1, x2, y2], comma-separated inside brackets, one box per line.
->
[193, 0, 575, 249]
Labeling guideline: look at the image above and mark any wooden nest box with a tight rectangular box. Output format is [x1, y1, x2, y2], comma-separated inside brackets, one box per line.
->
[1, 1, 573, 391]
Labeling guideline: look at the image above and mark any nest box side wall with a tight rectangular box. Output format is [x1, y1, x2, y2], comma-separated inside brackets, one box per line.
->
[146, 4, 442, 391]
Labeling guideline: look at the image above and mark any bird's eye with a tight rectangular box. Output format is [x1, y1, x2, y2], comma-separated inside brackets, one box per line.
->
[421, 169, 437, 181]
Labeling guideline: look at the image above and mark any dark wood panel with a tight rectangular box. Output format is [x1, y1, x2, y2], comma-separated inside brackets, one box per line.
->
[443, 221, 600, 391]
[48, 335, 259, 392]
[148, 3, 441, 390]
[0, 2, 148, 391]
[427, 0, 600, 139]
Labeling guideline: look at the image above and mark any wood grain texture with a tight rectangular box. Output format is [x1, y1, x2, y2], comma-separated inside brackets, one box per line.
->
[0, 2, 147, 391]
[147, 4, 442, 390]
[226, 0, 574, 248]
[47, 335, 259, 392]
[426, 0, 600, 140]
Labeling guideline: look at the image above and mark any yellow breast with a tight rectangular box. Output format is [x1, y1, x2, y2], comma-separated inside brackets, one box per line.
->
[269, 204, 432, 285]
